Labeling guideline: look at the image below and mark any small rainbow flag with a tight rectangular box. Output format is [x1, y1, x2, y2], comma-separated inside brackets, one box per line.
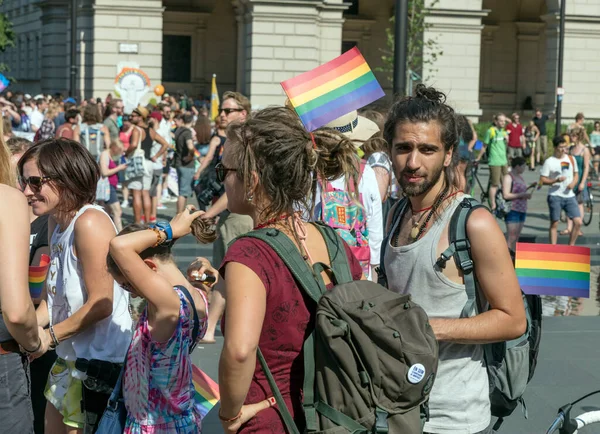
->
[281, 47, 385, 131]
[192, 364, 220, 420]
[29, 254, 50, 298]
[516, 243, 590, 297]
[561, 161, 570, 171]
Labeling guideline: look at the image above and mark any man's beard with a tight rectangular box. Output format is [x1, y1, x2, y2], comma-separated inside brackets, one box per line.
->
[399, 164, 445, 197]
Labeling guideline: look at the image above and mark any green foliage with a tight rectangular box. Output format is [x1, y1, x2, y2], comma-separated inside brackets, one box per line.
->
[375, 0, 443, 89]
[0, 1, 15, 75]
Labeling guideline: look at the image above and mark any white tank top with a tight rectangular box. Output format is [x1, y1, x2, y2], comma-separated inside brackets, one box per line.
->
[47, 204, 132, 362]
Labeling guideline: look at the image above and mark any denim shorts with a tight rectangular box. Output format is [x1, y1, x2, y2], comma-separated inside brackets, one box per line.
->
[505, 210, 526, 223]
[106, 185, 118, 205]
[177, 166, 196, 198]
[548, 195, 581, 222]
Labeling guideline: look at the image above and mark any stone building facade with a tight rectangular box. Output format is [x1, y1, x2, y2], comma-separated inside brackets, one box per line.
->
[0, 0, 599, 122]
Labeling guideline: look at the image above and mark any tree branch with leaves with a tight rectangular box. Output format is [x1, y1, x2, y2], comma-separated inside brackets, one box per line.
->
[376, 0, 443, 91]
[0, 0, 15, 75]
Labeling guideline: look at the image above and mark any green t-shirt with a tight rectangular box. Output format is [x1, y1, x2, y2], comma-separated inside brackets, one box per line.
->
[485, 126, 508, 167]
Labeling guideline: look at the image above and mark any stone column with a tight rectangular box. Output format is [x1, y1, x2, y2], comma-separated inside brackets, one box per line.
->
[90, 0, 164, 98]
[232, 0, 348, 108]
[423, 0, 488, 120]
[543, 0, 600, 120]
[39, 0, 69, 94]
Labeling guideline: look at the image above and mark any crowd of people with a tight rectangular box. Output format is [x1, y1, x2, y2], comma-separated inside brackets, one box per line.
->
[476, 109, 598, 248]
[0, 81, 589, 434]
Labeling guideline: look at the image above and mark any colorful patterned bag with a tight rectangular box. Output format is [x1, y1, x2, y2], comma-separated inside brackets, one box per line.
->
[320, 161, 370, 276]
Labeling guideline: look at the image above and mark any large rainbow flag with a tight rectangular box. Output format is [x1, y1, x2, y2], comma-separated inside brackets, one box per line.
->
[281, 47, 385, 131]
[29, 254, 50, 298]
[515, 243, 590, 297]
[192, 364, 220, 419]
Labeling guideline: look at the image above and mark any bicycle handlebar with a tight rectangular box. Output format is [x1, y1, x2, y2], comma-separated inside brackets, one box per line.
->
[546, 410, 600, 434]
[546, 413, 565, 434]
[574, 410, 600, 430]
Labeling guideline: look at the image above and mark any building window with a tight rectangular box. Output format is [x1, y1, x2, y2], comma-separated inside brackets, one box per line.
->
[344, 0, 359, 16]
[342, 41, 357, 53]
[162, 35, 191, 83]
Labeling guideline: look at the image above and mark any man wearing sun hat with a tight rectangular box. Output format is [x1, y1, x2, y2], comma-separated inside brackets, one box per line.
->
[323, 109, 380, 148]
[317, 109, 384, 281]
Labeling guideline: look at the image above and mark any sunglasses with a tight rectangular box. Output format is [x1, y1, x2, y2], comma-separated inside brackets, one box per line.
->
[219, 108, 243, 115]
[215, 163, 237, 183]
[19, 176, 52, 191]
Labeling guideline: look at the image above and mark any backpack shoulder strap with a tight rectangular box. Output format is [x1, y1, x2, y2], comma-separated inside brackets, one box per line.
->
[237, 228, 324, 303]
[435, 197, 487, 318]
[313, 222, 353, 284]
[377, 197, 408, 287]
[175, 285, 200, 352]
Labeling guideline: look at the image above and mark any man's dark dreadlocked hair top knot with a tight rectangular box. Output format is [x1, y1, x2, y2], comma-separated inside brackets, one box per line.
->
[414, 84, 447, 105]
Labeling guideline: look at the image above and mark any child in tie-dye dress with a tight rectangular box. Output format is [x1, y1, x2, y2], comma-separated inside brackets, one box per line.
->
[107, 208, 214, 433]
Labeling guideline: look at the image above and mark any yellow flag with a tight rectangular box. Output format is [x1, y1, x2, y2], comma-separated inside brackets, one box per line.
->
[210, 74, 219, 121]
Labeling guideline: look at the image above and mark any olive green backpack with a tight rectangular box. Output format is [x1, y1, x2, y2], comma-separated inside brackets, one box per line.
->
[239, 223, 439, 433]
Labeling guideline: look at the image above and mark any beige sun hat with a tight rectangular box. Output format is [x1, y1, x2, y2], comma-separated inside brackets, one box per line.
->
[323, 110, 380, 147]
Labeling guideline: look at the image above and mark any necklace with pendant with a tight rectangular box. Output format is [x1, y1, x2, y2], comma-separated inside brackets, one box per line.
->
[410, 208, 430, 239]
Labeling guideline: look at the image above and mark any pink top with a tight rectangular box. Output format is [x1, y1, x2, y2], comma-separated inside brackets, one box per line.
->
[107, 159, 118, 188]
[120, 130, 132, 150]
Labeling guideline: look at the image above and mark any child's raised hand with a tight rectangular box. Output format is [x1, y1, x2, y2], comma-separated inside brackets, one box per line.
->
[170, 205, 205, 239]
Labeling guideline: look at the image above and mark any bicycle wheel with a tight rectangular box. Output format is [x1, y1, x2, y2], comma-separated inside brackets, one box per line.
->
[583, 199, 593, 226]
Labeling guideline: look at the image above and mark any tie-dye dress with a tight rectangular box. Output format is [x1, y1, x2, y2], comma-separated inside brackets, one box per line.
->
[123, 286, 207, 433]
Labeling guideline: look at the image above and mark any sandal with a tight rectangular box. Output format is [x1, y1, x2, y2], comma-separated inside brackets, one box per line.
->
[559, 229, 571, 235]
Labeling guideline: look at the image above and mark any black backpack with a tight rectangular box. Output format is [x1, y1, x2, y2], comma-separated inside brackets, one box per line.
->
[239, 223, 439, 433]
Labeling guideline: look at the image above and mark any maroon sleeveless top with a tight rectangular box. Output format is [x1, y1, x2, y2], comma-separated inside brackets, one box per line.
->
[220, 236, 363, 433]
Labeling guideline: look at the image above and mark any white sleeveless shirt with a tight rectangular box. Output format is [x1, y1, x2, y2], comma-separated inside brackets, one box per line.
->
[46, 204, 132, 362]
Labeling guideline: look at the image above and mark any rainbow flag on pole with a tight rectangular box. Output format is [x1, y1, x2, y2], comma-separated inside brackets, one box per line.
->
[281, 47, 385, 131]
[515, 243, 590, 298]
[192, 364, 220, 420]
[29, 254, 50, 298]
[210, 74, 219, 121]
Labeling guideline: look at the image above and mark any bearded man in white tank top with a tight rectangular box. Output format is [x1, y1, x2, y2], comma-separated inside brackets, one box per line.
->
[18, 138, 132, 434]
[381, 86, 526, 434]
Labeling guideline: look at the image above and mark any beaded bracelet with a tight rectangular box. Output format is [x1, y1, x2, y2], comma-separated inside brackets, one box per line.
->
[149, 227, 166, 247]
[49, 325, 60, 349]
